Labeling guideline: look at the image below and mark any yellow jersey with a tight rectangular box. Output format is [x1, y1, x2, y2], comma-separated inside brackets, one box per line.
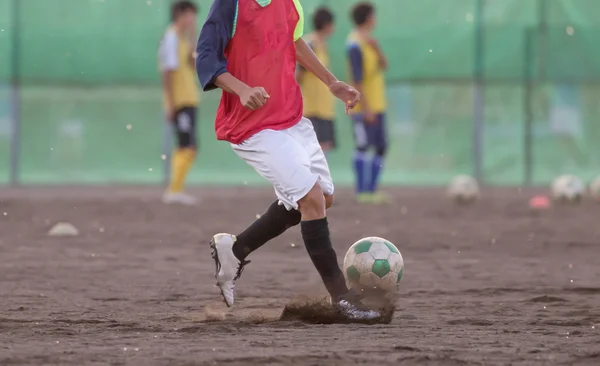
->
[346, 31, 386, 114]
[298, 34, 335, 120]
[159, 26, 199, 110]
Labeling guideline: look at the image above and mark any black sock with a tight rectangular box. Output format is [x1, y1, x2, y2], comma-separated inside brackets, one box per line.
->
[301, 217, 349, 299]
[232, 200, 301, 260]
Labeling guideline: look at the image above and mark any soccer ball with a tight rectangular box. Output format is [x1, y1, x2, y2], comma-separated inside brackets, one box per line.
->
[448, 175, 479, 204]
[590, 176, 600, 202]
[343, 237, 404, 294]
[551, 174, 584, 203]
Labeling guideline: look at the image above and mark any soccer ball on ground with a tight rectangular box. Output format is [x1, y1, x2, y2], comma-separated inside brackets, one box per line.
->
[590, 176, 600, 202]
[448, 175, 479, 204]
[343, 237, 404, 295]
[551, 174, 584, 203]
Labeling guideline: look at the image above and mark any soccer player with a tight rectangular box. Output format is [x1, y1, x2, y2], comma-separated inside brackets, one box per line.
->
[196, 0, 380, 320]
[296, 7, 336, 158]
[159, 1, 200, 205]
[347, 2, 389, 204]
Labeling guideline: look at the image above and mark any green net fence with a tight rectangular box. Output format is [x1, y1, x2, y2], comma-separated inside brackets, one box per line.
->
[0, 0, 599, 185]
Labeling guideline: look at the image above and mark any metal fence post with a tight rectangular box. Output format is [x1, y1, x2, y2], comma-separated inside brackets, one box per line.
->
[9, 0, 21, 186]
[162, 122, 172, 186]
[472, 0, 484, 183]
[523, 28, 534, 186]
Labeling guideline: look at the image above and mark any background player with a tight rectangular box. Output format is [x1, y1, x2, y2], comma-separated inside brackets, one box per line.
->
[159, 1, 200, 205]
[196, 0, 380, 320]
[296, 7, 337, 159]
[347, 2, 389, 204]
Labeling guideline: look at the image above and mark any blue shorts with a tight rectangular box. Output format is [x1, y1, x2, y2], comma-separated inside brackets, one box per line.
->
[351, 113, 387, 151]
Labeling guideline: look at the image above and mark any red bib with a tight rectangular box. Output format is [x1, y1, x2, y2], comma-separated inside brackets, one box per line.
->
[214, 0, 303, 144]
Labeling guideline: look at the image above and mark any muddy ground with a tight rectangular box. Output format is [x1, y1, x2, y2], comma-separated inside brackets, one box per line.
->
[0, 186, 599, 365]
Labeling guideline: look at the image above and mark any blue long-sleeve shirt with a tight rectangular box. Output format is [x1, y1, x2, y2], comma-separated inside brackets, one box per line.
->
[347, 42, 364, 83]
[196, 0, 236, 91]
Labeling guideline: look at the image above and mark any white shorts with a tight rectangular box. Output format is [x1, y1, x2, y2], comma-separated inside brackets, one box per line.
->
[231, 117, 334, 210]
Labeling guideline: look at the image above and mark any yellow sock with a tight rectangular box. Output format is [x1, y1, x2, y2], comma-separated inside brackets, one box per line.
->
[168, 148, 196, 193]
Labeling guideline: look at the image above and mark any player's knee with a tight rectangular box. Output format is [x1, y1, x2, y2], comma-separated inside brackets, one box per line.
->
[298, 184, 326, 215]
[324, 194, 334, 209]
[375, 145, 387, 157]
[356, 146, 368, 153]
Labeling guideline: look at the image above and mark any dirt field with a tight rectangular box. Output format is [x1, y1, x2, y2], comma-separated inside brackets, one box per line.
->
[1, 186, 599, 366]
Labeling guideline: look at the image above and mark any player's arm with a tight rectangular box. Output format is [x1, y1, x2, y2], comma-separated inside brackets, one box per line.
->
[295, 38, 337, 88]
[295, 40, 314, 82]
[196, 0, 267, 109]
[159, 31, 179, 120]
[367, 38, 388, 71]
[296, 38, 360, 110]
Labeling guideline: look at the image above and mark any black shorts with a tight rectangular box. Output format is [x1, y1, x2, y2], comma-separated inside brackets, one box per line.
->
[307, 116, 336, 148]
[172, 107, 197, 148]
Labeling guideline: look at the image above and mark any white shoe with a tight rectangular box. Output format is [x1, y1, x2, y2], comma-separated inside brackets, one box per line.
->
[209, 233, 250, 307]
[162, 192, 197, 205]
[335, 291, 381, 320]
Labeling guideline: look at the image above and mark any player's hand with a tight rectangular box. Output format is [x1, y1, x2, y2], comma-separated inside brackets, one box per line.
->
[329, 81, 360, 114]
[378, 56, 388, 70]
[364, 109, 377, 124]
[240, 87, 270, 111]
[366, 37, 379, 49]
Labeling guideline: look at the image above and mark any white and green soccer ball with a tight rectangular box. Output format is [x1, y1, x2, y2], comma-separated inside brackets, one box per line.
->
[343, 237, 404, 294]
[551, 174, 584, 203]
[590, 176, 600, 202]
[448, 175, 479, 204]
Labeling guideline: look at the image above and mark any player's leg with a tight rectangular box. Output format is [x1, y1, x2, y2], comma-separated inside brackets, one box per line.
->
[292, 118, 347, 298]
[209, 201, 301, 307]
[211, 122, 379, 318]
[368, 113, 389, 203]
[213, 114, 312, 262]
[351, 114, 370, 202]
[210, 129, 314, 307]
[232, 200, 301, 260]
[289, 118, 380, 319]
[164, 107, 197, 205]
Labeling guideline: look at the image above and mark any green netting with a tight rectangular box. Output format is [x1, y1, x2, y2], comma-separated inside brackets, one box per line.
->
[1, 0, 600, 185]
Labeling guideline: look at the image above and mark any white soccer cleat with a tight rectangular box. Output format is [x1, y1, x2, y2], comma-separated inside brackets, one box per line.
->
[209, 233, 250, 307]
[335, 290, 381, 320]
[162, 192, 198, 205]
